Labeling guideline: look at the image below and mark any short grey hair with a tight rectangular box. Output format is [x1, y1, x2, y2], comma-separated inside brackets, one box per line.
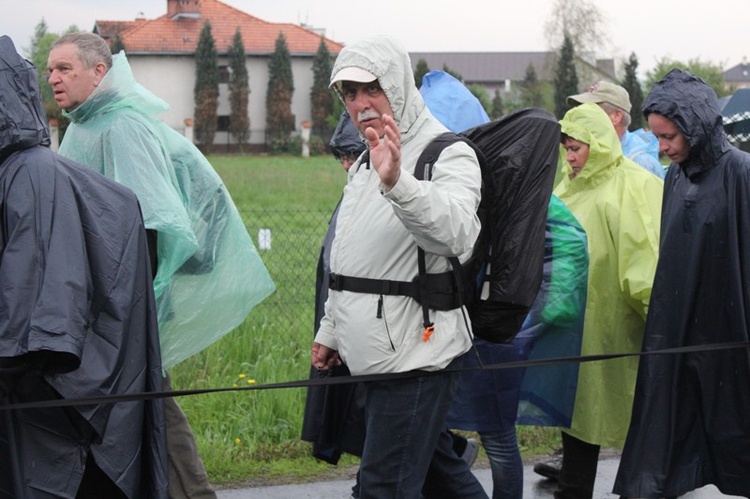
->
[599, 101, 632, 128]
[52, 32, 112, 71]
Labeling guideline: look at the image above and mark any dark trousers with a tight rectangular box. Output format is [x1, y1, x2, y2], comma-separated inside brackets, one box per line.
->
[554, 431, 600, 499]
[358, 360, 487, 499]
[164, 374, 217, 499]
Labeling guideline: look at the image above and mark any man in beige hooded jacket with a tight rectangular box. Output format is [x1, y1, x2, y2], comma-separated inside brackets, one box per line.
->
[312, 35, 486, 498]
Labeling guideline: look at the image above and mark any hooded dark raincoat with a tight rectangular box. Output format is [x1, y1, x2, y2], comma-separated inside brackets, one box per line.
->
[300, 112, 367, 463]
[614, 69, 750, 498]
[0, 36, 167, 498]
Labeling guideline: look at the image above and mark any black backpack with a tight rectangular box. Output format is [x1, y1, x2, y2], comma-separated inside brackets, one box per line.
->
[328, 108, 560, 343]
[411, 108, 560, 343]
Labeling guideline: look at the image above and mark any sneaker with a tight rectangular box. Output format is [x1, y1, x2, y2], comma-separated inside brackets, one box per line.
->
[533, 449, 563, 481]
[461, 438, 480, 468]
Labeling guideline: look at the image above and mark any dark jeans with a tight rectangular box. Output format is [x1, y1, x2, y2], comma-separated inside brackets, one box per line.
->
[480, 427, 523, 499]
[358, 359, 487, 499]
[554, 431, 600, 499]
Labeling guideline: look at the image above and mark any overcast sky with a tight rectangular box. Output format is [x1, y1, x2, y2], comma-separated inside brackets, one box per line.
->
[2, 0, 748, 78]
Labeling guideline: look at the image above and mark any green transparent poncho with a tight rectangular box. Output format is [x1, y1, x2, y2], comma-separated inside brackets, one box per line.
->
[60, 53, 275, 368]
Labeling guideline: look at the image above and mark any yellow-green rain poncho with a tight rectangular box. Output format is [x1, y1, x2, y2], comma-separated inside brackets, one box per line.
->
[59, 52, 275, 369]
[554, 103, 662, 447]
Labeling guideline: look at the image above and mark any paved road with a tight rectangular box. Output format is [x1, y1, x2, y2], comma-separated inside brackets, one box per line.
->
[215, 456, 739, 498]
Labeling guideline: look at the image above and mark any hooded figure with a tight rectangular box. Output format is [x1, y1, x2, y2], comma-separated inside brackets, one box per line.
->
[329, 111, 365, 162]
[0, 35, 167, 498]
[614, 69, 750, 498]
[312, 35, 485, 498]
[301, 111, 367, 466]
[58, 51, 275, 369]
[551, 102, 662, 497]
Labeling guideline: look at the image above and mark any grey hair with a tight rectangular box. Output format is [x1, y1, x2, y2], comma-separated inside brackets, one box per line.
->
[52, 32, 112, 70]
[600, 101, 632, 128]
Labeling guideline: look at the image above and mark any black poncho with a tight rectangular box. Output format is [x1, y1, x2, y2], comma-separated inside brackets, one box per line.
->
[0, 35, 167, 498]
[613, 69, 750, 498]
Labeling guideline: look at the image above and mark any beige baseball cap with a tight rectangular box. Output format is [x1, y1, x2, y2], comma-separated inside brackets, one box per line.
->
[567, 81, 632, 113]
[330, 67, 377, 89]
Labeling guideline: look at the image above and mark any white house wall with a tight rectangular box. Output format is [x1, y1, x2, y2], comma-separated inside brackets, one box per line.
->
[127, 53, 318, 146]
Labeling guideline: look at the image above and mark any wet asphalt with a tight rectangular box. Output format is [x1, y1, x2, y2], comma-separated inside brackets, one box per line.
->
[214, 454, 740, 498]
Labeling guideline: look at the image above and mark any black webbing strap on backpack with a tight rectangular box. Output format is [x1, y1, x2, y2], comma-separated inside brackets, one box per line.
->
[414, 132, 470, 338]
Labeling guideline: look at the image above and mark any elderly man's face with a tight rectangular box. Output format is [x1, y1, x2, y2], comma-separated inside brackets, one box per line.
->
[340, 80, 394, 138]
[47, 43, 106, 112]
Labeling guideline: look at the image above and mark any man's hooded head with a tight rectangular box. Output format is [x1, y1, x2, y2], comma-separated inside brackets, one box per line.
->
[0, 35, 50, 161]
[329, 35, 424, 138]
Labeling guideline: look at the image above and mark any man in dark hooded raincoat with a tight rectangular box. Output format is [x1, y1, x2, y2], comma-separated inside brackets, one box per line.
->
[0, 36, 167, 498]
[301, 111, 367, 468]
[613, 69, 750, 498]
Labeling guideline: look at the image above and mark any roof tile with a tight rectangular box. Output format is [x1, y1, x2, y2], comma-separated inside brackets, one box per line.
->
[95, 0, 343, 55]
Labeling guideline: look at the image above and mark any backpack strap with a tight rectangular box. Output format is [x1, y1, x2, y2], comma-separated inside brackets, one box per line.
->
[413, 131, 471, 338]
[414, 131, 462, 181]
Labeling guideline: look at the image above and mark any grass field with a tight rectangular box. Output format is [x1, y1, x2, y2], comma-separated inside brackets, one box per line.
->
[169, 154, 559, 486]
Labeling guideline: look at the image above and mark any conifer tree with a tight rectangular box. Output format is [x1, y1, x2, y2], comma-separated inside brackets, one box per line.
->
[228, 28, 250, 148]
[265, 32, 295, 151]
[553, 33, 578, 119]
[414, 58, 430, 89]
[621, 52, 644, 131]
[310, 37, 334, 140]
[193, 21, 219, 148]
[490, 89, 504, 120]
[111, 32, 126, 54]
[520, 63, 545, 108]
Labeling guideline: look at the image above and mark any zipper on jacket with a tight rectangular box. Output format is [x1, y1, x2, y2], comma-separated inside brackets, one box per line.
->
[378, 295, 396, 352]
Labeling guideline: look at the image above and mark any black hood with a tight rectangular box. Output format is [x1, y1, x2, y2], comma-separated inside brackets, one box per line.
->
[329, 112, 365, 156]
[643, 68, 730, 178]
[0, 35, 50, 161]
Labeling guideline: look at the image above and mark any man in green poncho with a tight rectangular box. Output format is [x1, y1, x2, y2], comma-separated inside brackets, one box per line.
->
[47, 32, 275, 499]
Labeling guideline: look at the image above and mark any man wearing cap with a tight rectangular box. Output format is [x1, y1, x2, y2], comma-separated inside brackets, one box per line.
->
[568, 81, 665, 179]
[311, 35, 487, 498]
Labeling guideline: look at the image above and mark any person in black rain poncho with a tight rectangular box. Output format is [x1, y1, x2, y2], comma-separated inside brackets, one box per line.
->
[613, 69, 750, 498]
[0, 35, 167, 498]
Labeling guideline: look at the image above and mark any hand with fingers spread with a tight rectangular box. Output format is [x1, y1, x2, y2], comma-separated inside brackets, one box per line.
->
[365, 114, 402, 191]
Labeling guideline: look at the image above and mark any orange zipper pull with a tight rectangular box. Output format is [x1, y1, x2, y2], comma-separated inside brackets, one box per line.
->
[422, 324, 435, 342]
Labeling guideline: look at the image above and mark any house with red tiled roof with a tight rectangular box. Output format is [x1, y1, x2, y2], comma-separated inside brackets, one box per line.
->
[93, 0, 343, 148]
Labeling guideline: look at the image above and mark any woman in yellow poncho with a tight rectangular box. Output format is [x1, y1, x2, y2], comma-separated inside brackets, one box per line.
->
[551, 103, 663, 499]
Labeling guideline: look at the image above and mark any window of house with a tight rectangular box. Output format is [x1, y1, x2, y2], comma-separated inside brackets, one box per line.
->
[217, 115, 230, 132]
[219, 65, 230, 84]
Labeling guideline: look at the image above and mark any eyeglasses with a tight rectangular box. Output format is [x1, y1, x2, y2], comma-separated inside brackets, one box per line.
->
[340, 81, 383, 102]
[333, 151, 360, 164]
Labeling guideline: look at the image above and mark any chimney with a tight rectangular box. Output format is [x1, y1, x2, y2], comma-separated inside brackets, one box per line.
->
[167, 0, 202, 19]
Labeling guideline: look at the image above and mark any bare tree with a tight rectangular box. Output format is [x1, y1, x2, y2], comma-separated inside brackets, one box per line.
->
[544, 0, 610, 86]
[544, 0, 609, 57]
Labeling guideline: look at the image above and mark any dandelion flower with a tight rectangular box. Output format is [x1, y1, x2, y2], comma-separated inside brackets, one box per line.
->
[238, 374, 247, 379]
[232, 383, 238, 388]
[247, 379, 256, 385]
[235, 438, 241, 444]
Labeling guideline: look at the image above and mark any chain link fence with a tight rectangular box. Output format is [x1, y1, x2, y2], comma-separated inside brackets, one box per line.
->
[240, 208, 333, 337]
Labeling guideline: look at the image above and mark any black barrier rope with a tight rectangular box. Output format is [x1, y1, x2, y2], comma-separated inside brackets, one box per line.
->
[1, 340, 748, 411]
